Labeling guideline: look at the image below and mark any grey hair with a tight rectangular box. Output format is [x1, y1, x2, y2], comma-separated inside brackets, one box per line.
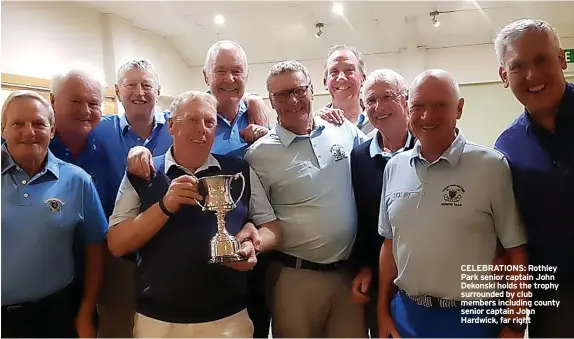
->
[494, 19, 561, 66]
[117, 58, 160, 86]
[203, 40, 248, 74]
[266, 60, 312, 92]
[409, 69, 461, 103]
[169, 91, 219, 119]
[1, 90, 55, 128]
[51, 66, 107, 102]
[324, 44, 367, 81]
[363, 69, 408, 102]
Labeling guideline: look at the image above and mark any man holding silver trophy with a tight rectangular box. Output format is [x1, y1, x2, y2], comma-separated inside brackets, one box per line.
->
[106, 91, 280, 338]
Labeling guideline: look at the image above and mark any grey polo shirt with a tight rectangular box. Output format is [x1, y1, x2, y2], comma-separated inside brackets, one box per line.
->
[378, 132, 527, 300]
[245, 117, 369, 263]
[109, 147, 277, 227]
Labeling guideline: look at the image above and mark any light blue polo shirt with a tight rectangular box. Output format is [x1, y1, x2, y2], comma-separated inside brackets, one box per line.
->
[92, 111, 173, 182]
[378, 132, 527, 300]
[1, 147, 108, 305]
[212, 100, 251, 158]
[245, 117, 368, 263]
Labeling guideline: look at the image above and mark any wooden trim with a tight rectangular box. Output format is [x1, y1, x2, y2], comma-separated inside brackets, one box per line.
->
[1, 73, 116, 97]
[1, 72, 117, 114]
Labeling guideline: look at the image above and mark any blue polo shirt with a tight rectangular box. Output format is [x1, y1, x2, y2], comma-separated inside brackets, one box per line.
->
[50, 134, 119, 217]
[92, 111, 173, 182]
[212, 100, 250, 158]
[494, 82, 574, 284]
[1, 147, 108, 305]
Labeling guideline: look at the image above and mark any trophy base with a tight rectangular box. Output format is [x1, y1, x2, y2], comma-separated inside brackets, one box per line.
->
[208, 254, 247, 264]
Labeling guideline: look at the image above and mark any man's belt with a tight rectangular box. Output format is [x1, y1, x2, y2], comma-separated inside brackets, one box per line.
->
[400, 289, 462, 308]
[269, 251, 347, 271]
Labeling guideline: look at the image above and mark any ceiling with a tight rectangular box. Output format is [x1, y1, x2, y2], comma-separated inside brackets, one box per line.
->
[75, 1, 574, 67]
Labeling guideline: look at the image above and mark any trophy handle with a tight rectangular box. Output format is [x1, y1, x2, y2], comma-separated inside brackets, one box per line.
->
[232, 172, 246, 207]
[195, 199, 206, 211]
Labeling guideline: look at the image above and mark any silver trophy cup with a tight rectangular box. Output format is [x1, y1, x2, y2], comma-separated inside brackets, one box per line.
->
[195, 173, 246, 264]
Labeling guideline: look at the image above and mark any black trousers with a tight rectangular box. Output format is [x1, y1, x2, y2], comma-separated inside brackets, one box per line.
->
[247, 253, 271, 338]
[2, 285, 78, 338]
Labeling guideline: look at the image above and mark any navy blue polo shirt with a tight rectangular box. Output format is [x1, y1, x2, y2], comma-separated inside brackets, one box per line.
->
[1, 147, 108, 305]
[50, 134, 119, 217]
[494, 82, 574, 285]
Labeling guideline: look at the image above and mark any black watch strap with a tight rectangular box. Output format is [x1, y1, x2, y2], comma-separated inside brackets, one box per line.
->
[158, 198, 175, 217]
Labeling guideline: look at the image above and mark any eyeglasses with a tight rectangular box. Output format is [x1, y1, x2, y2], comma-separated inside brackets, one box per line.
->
[271, 85, 311, 103]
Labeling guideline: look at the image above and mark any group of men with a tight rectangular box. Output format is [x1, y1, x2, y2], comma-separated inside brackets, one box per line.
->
[2, 18, 572, 339]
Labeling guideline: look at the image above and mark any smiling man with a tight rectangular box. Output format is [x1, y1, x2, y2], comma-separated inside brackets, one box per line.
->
[377, 69, 528, 338]
[322, 45, 373, 134]
[349, 69, 415, 337]
[493, 19, 574, 338]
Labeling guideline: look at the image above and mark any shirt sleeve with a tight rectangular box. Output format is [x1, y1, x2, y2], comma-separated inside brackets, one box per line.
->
[108, 173, 141, 227]
[378, 166, 393, 239]
[81, 177, 108, 244]
[248, 167, 277, 226]
[490, 155, 527, 249]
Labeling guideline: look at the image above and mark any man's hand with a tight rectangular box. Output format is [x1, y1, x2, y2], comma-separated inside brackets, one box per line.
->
[75, 307, 95, 338]
[224, 241, 258, 271]
[351, 267, 372, 304]
[127, 146, 154, 180]
[162, 175, 203, 213]
[245, 94, 271, 127]
[235, 222, 262, 252]
[317, 107, 346, 125]
[378, 312, 401, 338]
[239, 124, 269, 144]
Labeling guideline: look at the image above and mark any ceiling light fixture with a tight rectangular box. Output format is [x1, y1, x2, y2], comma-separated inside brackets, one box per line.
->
[213, 14, 225, 25]
[315, 22, 324, 38]
[430, 11, 440, 28]
[332, 3, 344, 15]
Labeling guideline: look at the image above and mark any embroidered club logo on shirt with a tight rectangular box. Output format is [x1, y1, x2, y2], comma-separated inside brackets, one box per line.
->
[441, 184, 465, 207]
[45, 198, 64, 213]
[330, 144, 347, 162]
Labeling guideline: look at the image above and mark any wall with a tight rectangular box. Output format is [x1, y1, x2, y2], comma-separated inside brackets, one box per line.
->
[186, 38, 573, 145]
[1, 1, 193, 102]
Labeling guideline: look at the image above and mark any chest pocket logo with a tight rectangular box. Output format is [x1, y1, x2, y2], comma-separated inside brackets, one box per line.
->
[441, 184, 465, 207]
[330, 144, 348, 162]
[45, 198, 64, 213]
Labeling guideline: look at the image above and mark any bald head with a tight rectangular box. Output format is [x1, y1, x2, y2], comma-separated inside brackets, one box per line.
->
[410, 69, 460, 103]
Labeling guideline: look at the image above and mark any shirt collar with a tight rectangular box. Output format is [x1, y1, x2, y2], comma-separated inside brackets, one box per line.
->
[164, 146, 221, 174]
[370, 130, 414, 159]
[217, 100, 248, 124]
[275, 117, 326, 147]
[120, 110, 167, 133]
[1, 143, 59, 178]
[409, 129, 466, 167]
[326, 102, 367, 128]
[50, 133, 100, 155]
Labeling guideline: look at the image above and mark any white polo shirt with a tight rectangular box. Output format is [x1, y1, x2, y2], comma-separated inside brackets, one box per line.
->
[246, 117, 368, 263]
[379, 132, 527, 300]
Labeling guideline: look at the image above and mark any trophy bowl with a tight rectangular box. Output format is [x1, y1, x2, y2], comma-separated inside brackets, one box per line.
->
[195, 173, 247, 264]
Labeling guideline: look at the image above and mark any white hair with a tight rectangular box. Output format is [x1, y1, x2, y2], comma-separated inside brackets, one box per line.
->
[117, 58, 160, 86]
[203, 40, 248, 74]
[409, 69, 461, 103]
[169, 91, 218, 119]
[494, 19, 561, 66]
[51, 66, 107, 102]
[266, 60, 312, 92]
[363, 69, 408, 102]
[1, 90, 55, 128]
